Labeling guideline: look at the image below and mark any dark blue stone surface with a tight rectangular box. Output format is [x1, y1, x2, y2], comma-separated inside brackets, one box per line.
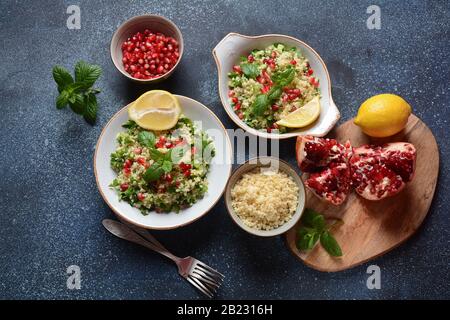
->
[0, 0, 449, 299]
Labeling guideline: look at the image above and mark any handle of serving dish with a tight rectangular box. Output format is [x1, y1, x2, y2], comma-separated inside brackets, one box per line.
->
[212, 33, 251, 69]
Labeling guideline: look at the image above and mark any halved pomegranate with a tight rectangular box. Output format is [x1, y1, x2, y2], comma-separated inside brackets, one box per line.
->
[296, 136, 351, 172]
[350, 142, 416, 200]
[305, 162, 352, 205]
[296, 136, 417, 204]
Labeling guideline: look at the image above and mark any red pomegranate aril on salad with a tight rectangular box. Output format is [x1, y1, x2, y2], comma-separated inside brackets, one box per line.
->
[121, 29, 180, 79]
[290, 60, 297, 65]
[183, 170, 191, 177]
[137, 193, 146, 201]
[247, 54, 255, 62]
[133, 148, 142, 155]
[233, 65, 242, 74]
[271, 104, 279, 111]
[164, 174, 173, 183]
[123, 159, 133, 168]
[120, 183, 129, 191]
[137, 157, 146, 165]
[123, 168, 131, 176]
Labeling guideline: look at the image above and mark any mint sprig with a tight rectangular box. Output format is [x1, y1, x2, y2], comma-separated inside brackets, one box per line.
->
[52, 61, 102, 124]
[251, 65, 295, 116]
[296, 209, 343, 257]
[141, 137, 187, 183]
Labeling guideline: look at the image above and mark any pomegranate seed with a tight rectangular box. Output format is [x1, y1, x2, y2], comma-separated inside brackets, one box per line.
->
[261, 85, 271, 93]
[256, 76, 266, 84]
[238, 112, 244, 119]
[165, 174, 173, 183]
[134, 148, 142, 154]
[247, 55, 255, 62]
[120, 183, 129, 191]
[290, 60, 297, 65]
[232, 97, 238, 104]
[232, 65, 242, 74]
[307, 68, 314, 76]
[183, 170, 191, 177]
[137, 193, 146, 201]
[121, 30, 180, 79]
[228, 90, 235, 97]
[123, 168, 131, 176]
[123, 159, 133, 168]
[267, 127, 272, 133]
[234, 103, 241, 111]
[137, 157, 146, 165]
[271, 104, 279, 111]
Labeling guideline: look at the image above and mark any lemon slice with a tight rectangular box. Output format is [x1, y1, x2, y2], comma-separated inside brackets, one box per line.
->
[128, 90, 181, 130]
[276, 97, 321, 128]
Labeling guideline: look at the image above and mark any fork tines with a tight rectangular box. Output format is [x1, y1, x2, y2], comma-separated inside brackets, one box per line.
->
[186, 260, 224, 298]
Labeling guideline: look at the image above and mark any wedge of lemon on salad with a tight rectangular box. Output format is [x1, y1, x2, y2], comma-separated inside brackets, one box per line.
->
[354, 94, 411, 137]
[276, 97, 321, 128]
[128, 90, 181, 130]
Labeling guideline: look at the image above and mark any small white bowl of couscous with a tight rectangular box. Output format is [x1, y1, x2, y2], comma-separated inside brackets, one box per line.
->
[224, 157, 306, 237]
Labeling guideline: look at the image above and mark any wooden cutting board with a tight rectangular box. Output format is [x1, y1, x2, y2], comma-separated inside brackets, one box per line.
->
[285, 114, 439, 272]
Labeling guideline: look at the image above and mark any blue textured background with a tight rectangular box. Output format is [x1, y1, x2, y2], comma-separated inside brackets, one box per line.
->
[0, 0, 449, 299]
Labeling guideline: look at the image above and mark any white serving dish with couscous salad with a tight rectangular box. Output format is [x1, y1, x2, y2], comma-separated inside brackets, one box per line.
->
[213, 33, 340, 139]
[94, 93, 232, 230]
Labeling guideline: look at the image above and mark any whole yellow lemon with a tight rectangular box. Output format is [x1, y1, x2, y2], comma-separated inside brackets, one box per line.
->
[354, 94, 412, 137]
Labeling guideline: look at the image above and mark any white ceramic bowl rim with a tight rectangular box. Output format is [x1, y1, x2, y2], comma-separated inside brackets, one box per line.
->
[212, 32, 340, 140]
[94, 95, 232, 230]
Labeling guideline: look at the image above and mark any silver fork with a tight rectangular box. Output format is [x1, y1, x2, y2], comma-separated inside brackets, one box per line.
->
[102, 219, 224, 298]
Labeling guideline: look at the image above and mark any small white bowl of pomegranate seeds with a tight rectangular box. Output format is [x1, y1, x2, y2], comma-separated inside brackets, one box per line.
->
[111, 14, 183, 82]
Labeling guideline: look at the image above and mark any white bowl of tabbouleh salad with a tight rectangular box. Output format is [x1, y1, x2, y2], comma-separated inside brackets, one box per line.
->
[94, 96, 232, 230]
[213, 33, 340, 139]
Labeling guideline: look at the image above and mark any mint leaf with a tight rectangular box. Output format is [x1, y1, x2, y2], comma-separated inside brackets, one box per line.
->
[252, 94, 269, 116]
[301, 208, 326, 231]
[161, 160, 172, 173]
[56, 91, 70, 109]
[267, 85, 282, 101]
[149, 148, 165, 162]
[272, 66, 295, 86]
[320, 231, 343, 257]
[297, 227, 320, 251]
[83, 93, 97, 124]
[143, 164, 164, 182]
[75, 61, 102, 87]
[138, 131, 156, 148]
[53, 66, 74, 89]
[241, 63, 259, 79]
[122, 120, 137, 129]
[69, 93, 86, 115]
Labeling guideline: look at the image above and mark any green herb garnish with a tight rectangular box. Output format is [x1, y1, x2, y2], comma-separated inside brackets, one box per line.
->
[250, 66, 296, 116]
[143, 144, 187, 183]
[296, 209, 343, 257]
[241, 62, 260, 79]
[52, 61, 102, 124]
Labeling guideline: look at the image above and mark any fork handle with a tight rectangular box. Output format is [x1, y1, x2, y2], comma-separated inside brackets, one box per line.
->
[120, 219, 170, 252]
[103, 219, 180, 263]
